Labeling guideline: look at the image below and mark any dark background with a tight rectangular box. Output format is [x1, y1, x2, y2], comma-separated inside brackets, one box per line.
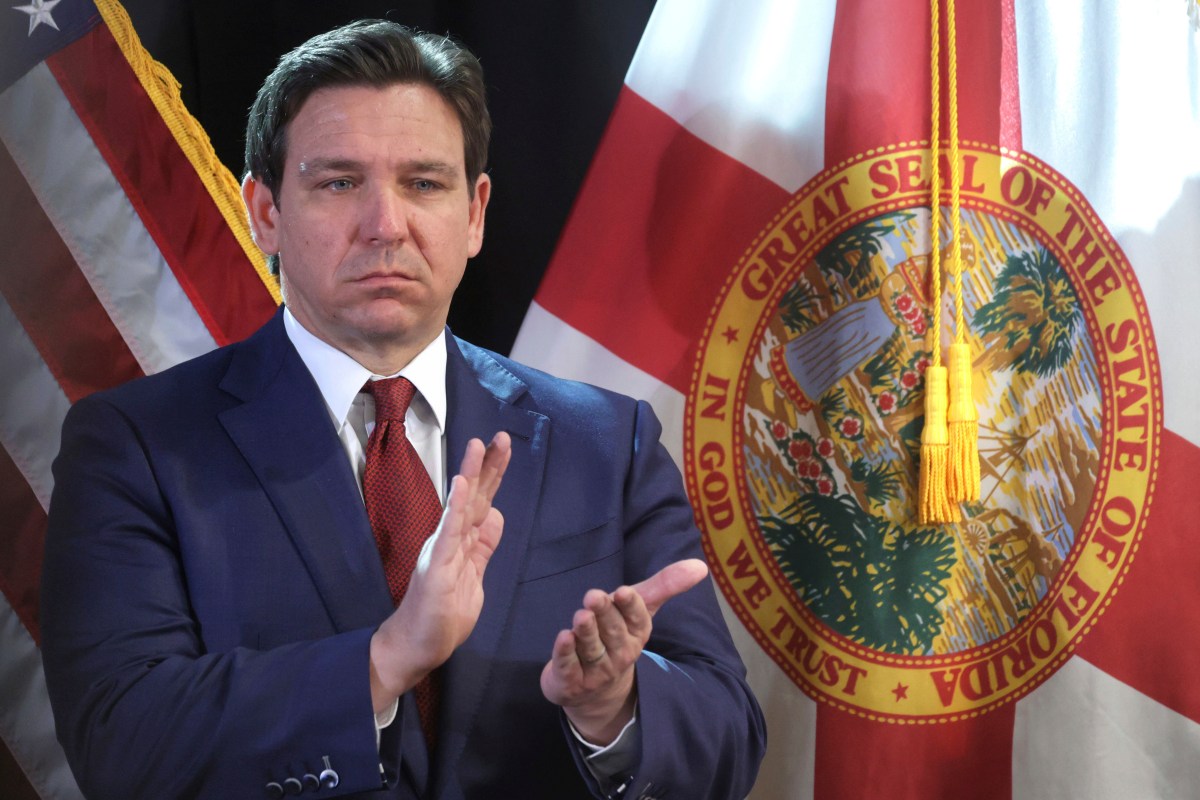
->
[120, 1, 656, 356]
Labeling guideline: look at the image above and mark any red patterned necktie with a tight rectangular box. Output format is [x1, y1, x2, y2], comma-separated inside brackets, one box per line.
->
[362, 376, 442, 747]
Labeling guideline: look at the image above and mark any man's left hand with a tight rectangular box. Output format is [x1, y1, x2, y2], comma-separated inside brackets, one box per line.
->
[539, 558, 709, 745]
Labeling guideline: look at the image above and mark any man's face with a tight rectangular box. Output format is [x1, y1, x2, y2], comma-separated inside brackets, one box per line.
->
[244, 83, 490, 369]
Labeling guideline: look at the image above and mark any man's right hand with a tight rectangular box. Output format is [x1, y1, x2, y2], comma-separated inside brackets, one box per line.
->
[369, 431, 511, 711]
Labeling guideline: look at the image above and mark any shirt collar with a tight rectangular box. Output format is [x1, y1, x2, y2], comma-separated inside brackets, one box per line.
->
[283, 307, 447, 433]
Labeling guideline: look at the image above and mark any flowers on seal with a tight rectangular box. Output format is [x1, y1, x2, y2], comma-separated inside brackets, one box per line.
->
[766, 420, 834, 495]
[789, 440, 813, 460]
[877, 390, 897, 414]
[891, 289, 928, 337]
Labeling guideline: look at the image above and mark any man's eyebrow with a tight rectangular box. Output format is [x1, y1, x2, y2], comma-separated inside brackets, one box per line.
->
[296, 158, 459, 176]
[407, 161, 457, 174]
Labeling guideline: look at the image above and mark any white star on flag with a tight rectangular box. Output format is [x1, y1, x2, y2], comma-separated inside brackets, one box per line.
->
[12, 0, 62, 36]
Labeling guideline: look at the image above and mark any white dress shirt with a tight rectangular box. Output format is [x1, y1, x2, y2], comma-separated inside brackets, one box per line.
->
[283, 309, 447, 503]
[283, 308, 637, 790]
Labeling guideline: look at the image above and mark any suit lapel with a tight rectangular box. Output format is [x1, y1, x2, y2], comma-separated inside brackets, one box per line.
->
[217, 312, 394, 633]
[434, 336, 548, 791]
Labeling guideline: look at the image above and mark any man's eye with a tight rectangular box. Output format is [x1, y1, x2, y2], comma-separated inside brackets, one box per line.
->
[413, 179, 439, 192]
[326, 179, 354, 191]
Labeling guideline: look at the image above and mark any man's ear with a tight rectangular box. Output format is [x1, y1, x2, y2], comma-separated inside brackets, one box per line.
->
[242, 174, 280, 256]
[466, 172, 491, 259]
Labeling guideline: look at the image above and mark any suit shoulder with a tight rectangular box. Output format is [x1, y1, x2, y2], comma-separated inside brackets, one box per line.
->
[70, 326, 277, 431]
[454, 337, 640, 421]
[83, 345, 232, 409]
[75, 311, 286, 419]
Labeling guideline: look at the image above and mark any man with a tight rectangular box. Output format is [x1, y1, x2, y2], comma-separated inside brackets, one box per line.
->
[41, 20, 765, 799]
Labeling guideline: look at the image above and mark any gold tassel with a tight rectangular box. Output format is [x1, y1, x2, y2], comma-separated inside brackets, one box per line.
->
[919, 365, 959, 523]
[947, 341, 980, 502]
[95, 0, 278, 301]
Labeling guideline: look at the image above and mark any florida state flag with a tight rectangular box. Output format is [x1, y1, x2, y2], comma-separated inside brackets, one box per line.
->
[514, 1, 1200, 796]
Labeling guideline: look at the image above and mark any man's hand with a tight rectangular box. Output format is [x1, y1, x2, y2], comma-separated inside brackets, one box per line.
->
[369, 432, 511, 712]
[540, 558, 709, 745]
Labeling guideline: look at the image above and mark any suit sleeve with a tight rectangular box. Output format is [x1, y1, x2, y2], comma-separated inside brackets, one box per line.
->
[577, 399, 767, 800]
[40, 396, 389, 799]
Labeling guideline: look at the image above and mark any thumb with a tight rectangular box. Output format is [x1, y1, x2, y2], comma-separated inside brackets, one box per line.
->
[632, 558, 709, 616]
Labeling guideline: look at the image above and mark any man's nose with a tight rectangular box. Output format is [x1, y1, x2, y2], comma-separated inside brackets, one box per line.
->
[361, 187, 408, 245]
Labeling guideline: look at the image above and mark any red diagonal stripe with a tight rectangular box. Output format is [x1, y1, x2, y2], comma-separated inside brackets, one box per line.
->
[47, 24, 277, 347]
[0, 444, 47, 644]
[1074, 430, 1200, 725]
[815, 704, 1015, 798]
[535, 87, 790, 394]
[826, 0, 1020, 163]
[0, 140, 143, 402]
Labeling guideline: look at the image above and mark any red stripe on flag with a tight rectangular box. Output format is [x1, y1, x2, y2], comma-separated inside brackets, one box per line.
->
[46, 24, 276, 347]
[825, 0, 1019, 164]
[1074, 430, 1200, 726]
[0, 738, 41, 800]
[0, 141, 143, 402]
[814, 705, 1015, 799]
[824, 0, 928, 164]
[536, 87, 789, 393]
[0, 444, 47, 643]
[997, 0, 1022, 151]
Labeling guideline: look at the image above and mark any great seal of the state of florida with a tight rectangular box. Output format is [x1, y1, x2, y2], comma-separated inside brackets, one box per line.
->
[685, 142, 1161, 721]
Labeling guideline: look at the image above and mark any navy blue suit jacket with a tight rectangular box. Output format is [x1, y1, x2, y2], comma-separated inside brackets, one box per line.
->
[41, 311, 765, 799]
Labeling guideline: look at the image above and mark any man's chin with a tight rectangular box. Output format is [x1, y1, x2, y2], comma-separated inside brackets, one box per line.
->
[350, 308, 443, 347]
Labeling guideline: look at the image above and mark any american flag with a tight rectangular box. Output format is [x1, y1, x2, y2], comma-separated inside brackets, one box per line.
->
[0, 1, 276, 795]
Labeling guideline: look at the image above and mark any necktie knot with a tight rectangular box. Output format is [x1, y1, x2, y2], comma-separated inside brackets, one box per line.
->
[366, 376, 417, 423]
